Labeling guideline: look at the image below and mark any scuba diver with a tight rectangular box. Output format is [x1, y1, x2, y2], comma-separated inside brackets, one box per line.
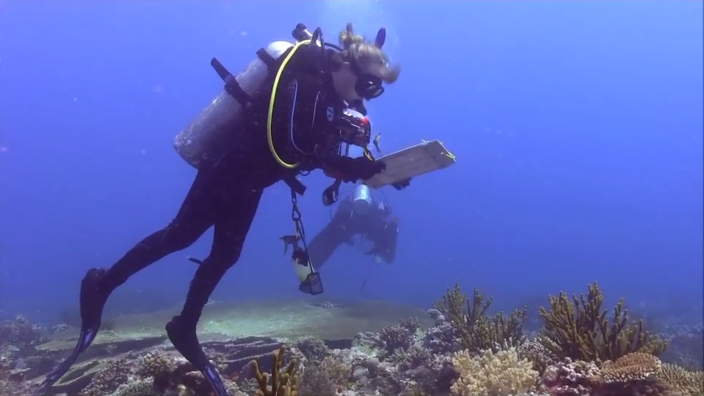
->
[308, 183, 399, 269]
[34, 23, 401, 396]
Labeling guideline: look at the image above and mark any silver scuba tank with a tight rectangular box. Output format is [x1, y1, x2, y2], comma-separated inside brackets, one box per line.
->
[352, 184, 373, 215]
[173, 41, 294, 169]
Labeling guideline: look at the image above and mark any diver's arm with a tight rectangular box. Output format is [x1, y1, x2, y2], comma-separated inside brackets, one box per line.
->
[276, 70, 384, 181]
[369, 219, 398, 264]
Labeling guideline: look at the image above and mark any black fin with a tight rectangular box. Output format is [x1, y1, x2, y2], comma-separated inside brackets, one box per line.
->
[32, 326, 98, 395]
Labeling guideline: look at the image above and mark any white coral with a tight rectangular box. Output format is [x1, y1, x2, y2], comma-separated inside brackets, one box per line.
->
[450, 347, 538, 396]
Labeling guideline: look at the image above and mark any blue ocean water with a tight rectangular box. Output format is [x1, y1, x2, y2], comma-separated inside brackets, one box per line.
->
[0, 1, 701, 325]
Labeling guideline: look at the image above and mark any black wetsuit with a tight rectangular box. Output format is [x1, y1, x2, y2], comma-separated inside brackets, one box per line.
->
[34, 44, 384, 396]
[308, 197, 398, 269]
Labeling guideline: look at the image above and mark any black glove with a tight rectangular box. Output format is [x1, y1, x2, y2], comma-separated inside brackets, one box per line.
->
[392, 178, 411, 190]
[326, 155, 386, 183]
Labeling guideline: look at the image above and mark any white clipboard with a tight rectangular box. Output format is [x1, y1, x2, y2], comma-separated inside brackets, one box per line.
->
[364, 140, 456, 189]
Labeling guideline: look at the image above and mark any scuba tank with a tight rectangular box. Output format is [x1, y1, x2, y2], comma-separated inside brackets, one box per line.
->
[352, 184, 373, 215]
[173, 40, 294, 169]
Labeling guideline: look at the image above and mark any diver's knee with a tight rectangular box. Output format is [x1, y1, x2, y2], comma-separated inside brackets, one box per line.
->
[163, 221, 203, 251]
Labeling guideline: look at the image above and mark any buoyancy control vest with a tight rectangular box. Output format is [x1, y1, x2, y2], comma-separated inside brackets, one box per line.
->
[173, 24, 331, 170]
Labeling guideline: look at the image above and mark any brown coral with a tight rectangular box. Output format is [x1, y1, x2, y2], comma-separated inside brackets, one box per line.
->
[135, 350, 175, 379]
[542, 353, 704, 396]
[434, 282, 527, 353]
[538, 282, 668, 362]
[252, 346, 299, 396]
[659, 363, 704, 396]
[600, 352, 661, 383]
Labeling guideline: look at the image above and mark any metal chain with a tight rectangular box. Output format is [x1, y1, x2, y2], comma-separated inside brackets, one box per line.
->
[290, 189, 309, 250]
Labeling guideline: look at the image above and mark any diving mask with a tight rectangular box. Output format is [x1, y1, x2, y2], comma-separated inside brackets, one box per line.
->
[354, 27, 387, 100]
[350, 61, 384, 100]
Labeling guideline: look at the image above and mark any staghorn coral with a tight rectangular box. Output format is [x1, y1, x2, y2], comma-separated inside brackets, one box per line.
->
[449, 347, 538, 396]
[252, 345, 300, 396]
[538, 282, 668, 362]
[434, 282, 527, 354]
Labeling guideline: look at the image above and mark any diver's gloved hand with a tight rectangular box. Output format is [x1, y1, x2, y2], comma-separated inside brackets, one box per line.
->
[326, 156, 386, 183]
[392, 178, 411, 190]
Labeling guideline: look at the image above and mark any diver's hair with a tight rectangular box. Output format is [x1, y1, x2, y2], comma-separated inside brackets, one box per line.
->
[335, 23, 401, 84]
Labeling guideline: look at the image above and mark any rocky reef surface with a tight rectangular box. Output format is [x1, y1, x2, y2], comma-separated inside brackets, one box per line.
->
[1, 283, 702, 396]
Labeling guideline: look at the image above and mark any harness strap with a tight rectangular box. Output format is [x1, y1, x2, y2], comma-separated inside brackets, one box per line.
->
[283, 174, 307, 196]
[256, 48, 277, 68]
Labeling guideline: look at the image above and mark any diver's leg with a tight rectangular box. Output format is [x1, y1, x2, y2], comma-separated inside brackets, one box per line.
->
[82, 170, 216, 330]
[166, 187, 263, 390]
[32, 172, 216, 396]
[307, 222, 355, 271]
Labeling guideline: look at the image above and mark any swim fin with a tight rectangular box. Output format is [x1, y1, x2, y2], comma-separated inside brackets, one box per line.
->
[202, 362, 230, 396]
[166, 316, 230, 396]
[32, 326, 98, 395]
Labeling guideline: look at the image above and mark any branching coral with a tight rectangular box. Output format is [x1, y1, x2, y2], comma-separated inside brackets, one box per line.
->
[298, 355, 351, 395]
[252, 346, 299, 396]
[541, 352, 704, 396]
[380, 317, 420, 353]
[659, 362, 704, 396]
[434, 282, 527, 353]
[538, 282, 668, 362]
[450, 347, 538, 396]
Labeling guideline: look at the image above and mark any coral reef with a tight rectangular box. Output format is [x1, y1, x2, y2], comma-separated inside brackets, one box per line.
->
[660, 323, 704, 370]
[251, 346, 299, 396]
[6, 283, 701, 396]
[538, 282, 668, 362]
[298, 354, 351, 395]
[541, 352, 704, 396]
[433, 282, 528, 354]
[450, 347, 538, 396]
[80, 357, 132, 396]
[0, 316, 47, 354]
